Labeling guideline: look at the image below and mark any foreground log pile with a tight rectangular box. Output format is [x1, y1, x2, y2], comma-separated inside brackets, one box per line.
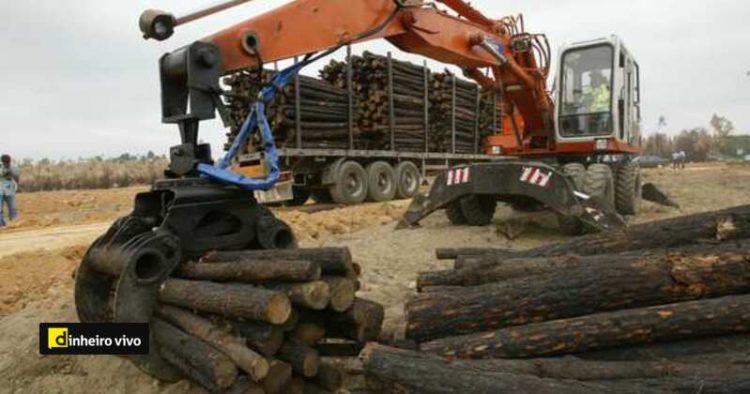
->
[94, 247, 383, 393]
[223, 51, 501, 154]
[362, 205, 750, 393]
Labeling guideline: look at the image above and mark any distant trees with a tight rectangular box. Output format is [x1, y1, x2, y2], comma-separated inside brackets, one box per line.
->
[642, 114, 738, 162]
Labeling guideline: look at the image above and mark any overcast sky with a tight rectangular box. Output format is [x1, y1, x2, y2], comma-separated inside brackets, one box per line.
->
[2, 0, 749, 160]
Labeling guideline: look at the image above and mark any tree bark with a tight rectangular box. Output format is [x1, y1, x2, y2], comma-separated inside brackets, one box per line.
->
[434, 247, 517, 260]
[406, 246, 750, 341]
[176, 260, 321, 283]
[503, 205, 750, 258]
[578, 334, 750, 362]
[203, 248, 356, 277]
[153, 318, 238, 390]
[361, 344, 663, 394]
[421, 240, 750, 289]
[156, 305, 269, 382]
[420, 294, 750, 359]
[159, 279, 292, 325]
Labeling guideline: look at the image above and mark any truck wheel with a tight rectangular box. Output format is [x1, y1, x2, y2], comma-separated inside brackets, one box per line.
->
[460, 195, 496, 226]
[395, 161, 420, 199]
[445, 200, 468, 225]
[366, 161, 397, 202]
[285, 186, 310, 207]
[583, 163, 615, 207]
[615, 161, 642, 215]
[329, 161, 368, 204]
[557, 163, 587, 235]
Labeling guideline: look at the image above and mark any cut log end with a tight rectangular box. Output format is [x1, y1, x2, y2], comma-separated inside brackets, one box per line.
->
[267, 292, 293, 325]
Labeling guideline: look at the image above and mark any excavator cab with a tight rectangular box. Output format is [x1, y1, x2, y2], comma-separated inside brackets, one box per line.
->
[555, 35, 641, 149]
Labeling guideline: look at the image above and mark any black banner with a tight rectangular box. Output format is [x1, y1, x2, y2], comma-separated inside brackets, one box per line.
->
[39, 323, 149, 355]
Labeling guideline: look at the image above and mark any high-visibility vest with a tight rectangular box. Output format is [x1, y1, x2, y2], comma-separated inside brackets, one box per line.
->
[587, 85, 610, 112]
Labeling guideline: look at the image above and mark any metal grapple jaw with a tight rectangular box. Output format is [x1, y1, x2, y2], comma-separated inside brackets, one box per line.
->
[398, 161, 627, 232]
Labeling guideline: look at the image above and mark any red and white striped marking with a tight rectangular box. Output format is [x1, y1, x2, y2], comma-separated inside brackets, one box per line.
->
[519, 167, 553, 188]
[446, 167, 471, 186]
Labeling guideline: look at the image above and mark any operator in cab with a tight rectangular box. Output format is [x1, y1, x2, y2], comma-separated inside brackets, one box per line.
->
[585, 70, 611, 113]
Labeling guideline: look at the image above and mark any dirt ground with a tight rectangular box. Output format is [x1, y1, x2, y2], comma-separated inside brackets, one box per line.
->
[1, 162, 749, 393]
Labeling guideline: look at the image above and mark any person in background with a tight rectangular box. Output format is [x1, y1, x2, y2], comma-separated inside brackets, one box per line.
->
[0, 154, 20, 227]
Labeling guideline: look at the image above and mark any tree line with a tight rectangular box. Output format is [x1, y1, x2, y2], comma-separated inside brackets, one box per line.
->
[642, 114, 740, 161]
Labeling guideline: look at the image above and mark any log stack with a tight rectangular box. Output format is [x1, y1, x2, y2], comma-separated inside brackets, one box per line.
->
[221, 51, 503, 156]
[224, 70, 358, 151]
[362, 205, 750, 393]
[94, 247, 383, 393]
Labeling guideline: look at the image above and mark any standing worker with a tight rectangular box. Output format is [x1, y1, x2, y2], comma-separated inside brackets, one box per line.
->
[0, 154, 20, 227]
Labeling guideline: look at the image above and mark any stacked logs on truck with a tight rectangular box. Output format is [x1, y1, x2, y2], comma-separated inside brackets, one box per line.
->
[321, 51, 502, 153]
[223, 69, 358, 151]
[90, 247, 384, 393]
[361, 205, 750, 393]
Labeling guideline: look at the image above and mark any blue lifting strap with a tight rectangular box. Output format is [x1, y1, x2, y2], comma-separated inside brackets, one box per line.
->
[197, 60, 309, 191]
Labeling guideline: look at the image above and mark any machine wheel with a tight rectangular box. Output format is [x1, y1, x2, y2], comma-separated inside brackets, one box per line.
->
[445, 200, 468, 225]
[329, 161, 368, 204]
[366, 161, 397, 202]
[557, 162, 587, 235]
[395, 161, 421, 199]
[285, 186, 311, 206]
[460, 195, 497, 226]
[583, 163, 615, 207]
[562, 162, 586, 190]
[615, 161, 642, 215]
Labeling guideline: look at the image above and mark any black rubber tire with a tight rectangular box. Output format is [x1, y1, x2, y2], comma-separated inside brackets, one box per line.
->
[445, 200, 468, 225]
[557, 162, 587, 235]
[583, 163, 615, 207]
[615, 161, 642, 215]
[395, 161, 421, 199]
[310, 189, 334, 204]
[284, 186, 310, 207]
[562, 162, 586, 190]
[459, 195, 497, 226]
[366, 161, 397, 202]
[329, 161, 368, 204]
[256, 215, 297, 250]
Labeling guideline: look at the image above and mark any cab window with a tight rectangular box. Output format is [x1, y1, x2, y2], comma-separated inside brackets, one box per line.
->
[559, 44, 614, 137]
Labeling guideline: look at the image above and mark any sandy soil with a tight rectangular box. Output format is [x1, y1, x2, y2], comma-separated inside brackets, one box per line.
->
[1, 162, 749, 393]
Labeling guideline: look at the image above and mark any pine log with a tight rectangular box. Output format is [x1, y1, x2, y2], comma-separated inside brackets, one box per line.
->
[176, 260, 321, 283]
[203, 248, 356, 277]
[283, 376, 305, 394]
[290, 322, 326, 346]
[153, 318, 238, 389]
[226, 377, 265, 394]
[263, 358, 293, 394]
[508, 204, 750, 258]
[267, 281, 331, 310]
[157, 305, 269, 382]
[278, 341, 320, 377]
[420, 294, 750, 359]
[235, 321, 285, 357]
[159, 279, 292, 325]
[406, 246, 750, 341]
[312, 362, 343, 391]
[321, 276, 356, 312]
[422, 240, 750, 288]
[361, 344, 661, 394]
[434, 247, 517, 260]
[316, 298, 384, 343]
[579, 334, 750, 362]
[447, 355, 750, 381]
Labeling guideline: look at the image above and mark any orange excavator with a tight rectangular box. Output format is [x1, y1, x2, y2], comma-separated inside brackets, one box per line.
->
[141, 0, 643, 233]
[73, 0, 645, 387]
